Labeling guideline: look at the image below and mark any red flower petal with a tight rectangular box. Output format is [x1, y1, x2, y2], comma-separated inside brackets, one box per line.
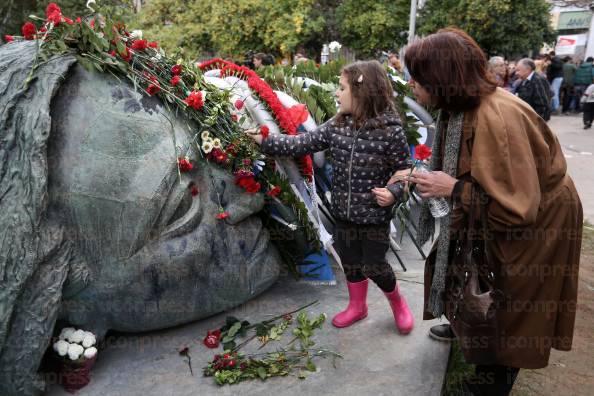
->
[234, 99, 244, 110]
[170, 75, 181, 86]
[148, 41, 158, 48]
[4, 35, 14, 43]
[45, 3, 61, 18]
[171, 64, 183, 75]
[21, 22, 36, 40]
[414, 144, 432, 161]
[131, 39, 148, 51]
[178, 157, 193, 172]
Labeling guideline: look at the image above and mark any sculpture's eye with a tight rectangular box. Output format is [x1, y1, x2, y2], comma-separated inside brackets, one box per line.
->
[167, 187, 193, 226]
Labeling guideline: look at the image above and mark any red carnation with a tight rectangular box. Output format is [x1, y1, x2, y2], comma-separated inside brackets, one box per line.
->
[266, 186, 281, 197]
[63, 17, 74, 25]
[90, 19, 95, 28]
[47, 10, 62, 25]
[131, 39, 148, 51]
[108, 50, 116, 57]
[260, 125, 270, 139]
[39, 26, 47, 33]
[231, 114, 238, 122]
[203, 329, 221, 349]
[190, 185, 199, 196]
[45, 3, 61, 18]
[184, 91, 204, 110]
[119, 48, 132, 62]
[21, 22, 36, 40]
[234, 99, 244, 110]
[148, 41, 158, 48]
[216, 211, 230, 220]
[146, 84, 160, 96]
[75, 17, 82, 23]
[178, 157, 193, 172]
[170, 75, 181, 86]
[171, 64, 183, 75]
[414, 144, 432, 161]
[4, 35, 14, 43]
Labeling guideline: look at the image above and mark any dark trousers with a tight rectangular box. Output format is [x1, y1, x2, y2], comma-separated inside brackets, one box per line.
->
[333, 220, 396, 292]
[466, 365, 520, 396]
[561, 85, 577, 112]
[583, 102, 594, 127]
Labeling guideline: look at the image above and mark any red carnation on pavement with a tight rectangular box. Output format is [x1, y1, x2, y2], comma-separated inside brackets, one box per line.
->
[178, 157, 193, 172]
[46, 3, 61, 17]
[4, 35, 14, 43]
[414, 144, 432, 161]
[146, 84, 160, 96]
[266, 185, 282, 197]
[203, 329, 221, 349]
[216, 210, 230, 220]
[148, 41, 158, 48]
[190, 185, 199, 197]
[260, 125, 270, 139]
[171, 64, 183, 75]
[184, 91, 204, 110]
[234, 99, 244, 110]
[170, 75, 181, 86]
[131, 39, 148, 51]
[21, 22, 36, 40]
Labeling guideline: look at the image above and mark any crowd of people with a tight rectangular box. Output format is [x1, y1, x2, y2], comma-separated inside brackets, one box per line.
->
[487, 53, 594, 128]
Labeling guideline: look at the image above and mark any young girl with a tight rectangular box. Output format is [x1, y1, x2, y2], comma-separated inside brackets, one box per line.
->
[249, 60, 414, 334]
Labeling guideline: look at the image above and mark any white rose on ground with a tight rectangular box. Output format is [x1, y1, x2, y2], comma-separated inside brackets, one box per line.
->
[82, 333, 96, 348]
[67, 344, 84, 361]
[84, 347, 98, 359]
[68, 329, 85, 344]
[54, 340, 70, 356]
[59, 327, 75, 340]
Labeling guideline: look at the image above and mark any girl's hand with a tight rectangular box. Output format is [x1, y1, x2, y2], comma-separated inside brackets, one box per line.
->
[372, 187, 396, 207]
[408, 171, 457, 198]
[245, 128, 263, 145]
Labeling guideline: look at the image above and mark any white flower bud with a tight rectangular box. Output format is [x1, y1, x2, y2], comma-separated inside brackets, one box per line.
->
[59, 327, 75, 340]
[54, 340, 70, 356]
[82, 333, 96, 348]
[84, 347, 98, 359]
[68, 329, 85, 344]
[67, 343, 84, 361]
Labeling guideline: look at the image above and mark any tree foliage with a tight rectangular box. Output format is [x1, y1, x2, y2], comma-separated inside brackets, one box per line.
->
[418, 0, 556, 57]
[335, 0, 410, 58]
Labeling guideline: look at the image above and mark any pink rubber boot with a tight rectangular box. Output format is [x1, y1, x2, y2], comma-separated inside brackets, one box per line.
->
[384, 283, 414, 334]
[332, 279, 369, 328]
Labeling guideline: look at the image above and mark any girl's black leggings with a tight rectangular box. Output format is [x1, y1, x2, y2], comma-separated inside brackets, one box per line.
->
[333, 220, 396, 292]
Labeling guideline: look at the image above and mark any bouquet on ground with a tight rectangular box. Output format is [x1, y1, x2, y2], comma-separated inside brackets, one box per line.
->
[53, 327, 98, 393]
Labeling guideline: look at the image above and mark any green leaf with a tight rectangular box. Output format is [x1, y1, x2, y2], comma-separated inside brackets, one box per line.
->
[116, 40, 126, 54]
[222, 341, 236, 351]
[257, 367, 267, 380]
[306, 359, 316, 372]
[228, 321, 242, 337]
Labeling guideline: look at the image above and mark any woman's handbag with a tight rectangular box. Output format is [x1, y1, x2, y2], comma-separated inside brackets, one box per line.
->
[449, 184, 504, 330]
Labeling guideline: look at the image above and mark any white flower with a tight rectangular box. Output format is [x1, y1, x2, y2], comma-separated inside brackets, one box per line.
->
[288, 224, 298, 231]
[54, 340, 70, 356]
[130, 30, 143, 40]
[59, 327, 75, 340]
[254, 160, 265, 171]
[82, 333, 96, 348]
[67, 343, 84, 361]
[202, 141, 213, 154]
[86, 0, 96, 11]
[212, 138, 221, 148]
[68, 329, 85, 344]
[329, 41, 342, 53]
[84, 347, 98, 359]
[201, 131, 210, 140]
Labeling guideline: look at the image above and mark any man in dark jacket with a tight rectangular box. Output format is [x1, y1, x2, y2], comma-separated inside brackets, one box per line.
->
[561, 56, 578, 113]
[516, 58, 552, 121]
[573, 57, 594, 112]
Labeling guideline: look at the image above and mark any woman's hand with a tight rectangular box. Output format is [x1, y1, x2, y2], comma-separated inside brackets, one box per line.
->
[408, 171, 457, 198]
[372, 187, 396, 207]
[388, 169, 411, 192]
[245, 128, 263, 145]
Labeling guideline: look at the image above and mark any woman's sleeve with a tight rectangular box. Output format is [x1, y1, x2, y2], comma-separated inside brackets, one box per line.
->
[260, 120, 332, 157]
[458, 110, 544, 230]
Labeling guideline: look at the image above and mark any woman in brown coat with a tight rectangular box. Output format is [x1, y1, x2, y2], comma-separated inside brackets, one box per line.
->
[397, 29, 583, 395]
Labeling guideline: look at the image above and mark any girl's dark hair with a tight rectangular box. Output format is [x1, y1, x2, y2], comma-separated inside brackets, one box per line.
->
[404, 28, 497, 111]
[336, 60, 395, 125]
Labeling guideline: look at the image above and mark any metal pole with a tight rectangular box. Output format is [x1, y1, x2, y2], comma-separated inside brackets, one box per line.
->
[408, 0, 418, 44]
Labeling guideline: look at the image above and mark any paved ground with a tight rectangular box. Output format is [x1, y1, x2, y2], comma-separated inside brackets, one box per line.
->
[46, 227, 449, 396]
[549, 114, 594, 222]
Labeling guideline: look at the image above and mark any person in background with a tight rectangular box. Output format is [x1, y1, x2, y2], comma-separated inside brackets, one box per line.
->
[253, 53, 274, 69]
[388, 51, 404, 77]
[561, 56, 578, 114]
[580, 81, 594, 129]
[546, 52, 564, 114]
[515, 58, 552, 121]
[573, 56, 594, 112]
[488, 56, 509, 89]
